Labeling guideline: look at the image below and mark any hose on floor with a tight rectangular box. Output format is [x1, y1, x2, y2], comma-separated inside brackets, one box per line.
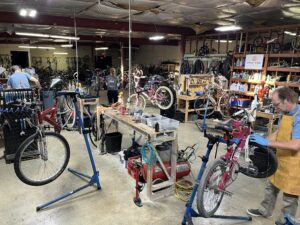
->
[175, 179, 194, 202]
[141, 142, 156, 168]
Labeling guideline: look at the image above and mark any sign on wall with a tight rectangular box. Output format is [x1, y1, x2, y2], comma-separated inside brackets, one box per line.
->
[245, 54, 264, 69]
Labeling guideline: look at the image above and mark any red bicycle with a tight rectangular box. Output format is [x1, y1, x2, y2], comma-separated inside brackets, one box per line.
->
[196, 100, 278, 217]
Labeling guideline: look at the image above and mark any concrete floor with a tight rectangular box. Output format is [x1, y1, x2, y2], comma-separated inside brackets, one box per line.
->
[0, 104, 299, 225]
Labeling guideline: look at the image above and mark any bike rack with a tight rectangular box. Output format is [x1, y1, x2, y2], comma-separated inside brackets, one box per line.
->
[36, 91, 101, 211]
[181, 134, 252, 225]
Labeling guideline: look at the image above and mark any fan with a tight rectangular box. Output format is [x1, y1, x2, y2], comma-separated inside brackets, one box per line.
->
[98, 0, 165, 16]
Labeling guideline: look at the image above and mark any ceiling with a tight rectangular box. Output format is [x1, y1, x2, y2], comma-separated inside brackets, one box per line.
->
[0, 0, 300, 46]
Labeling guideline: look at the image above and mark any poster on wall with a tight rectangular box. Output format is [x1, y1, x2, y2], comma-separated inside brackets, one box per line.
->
[245, 54, 264, 69]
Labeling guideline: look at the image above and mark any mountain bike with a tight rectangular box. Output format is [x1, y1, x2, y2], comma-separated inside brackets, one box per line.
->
[127, 75, 174, 110]
[13, 101, 70, 186]
[196, 105, 278, 218]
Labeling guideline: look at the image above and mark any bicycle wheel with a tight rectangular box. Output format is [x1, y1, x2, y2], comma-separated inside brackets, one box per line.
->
[57, 95, 76, 129]
[14, 131, 70, 186]
[197, 159, 226, 218]
[127, 93, 146, 110]
[219, 92, 234, 118]
[194, 97, 214, 118]
[89, 113, 99, 148]
[155, 86, 174, 110]
[239, 142, 278, 178]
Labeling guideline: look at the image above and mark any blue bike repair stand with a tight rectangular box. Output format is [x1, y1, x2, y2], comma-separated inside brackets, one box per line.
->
[36, 91, 101, 211]
[183, 98, 252, 224]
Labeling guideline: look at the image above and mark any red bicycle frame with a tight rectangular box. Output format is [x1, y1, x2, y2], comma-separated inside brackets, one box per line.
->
[37, 98, 61, 133]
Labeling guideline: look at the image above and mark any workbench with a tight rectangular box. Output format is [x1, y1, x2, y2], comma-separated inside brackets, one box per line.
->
[177, 94, 206, 122]
[103, 110, 178, 201]
[256, 111, 280, 134]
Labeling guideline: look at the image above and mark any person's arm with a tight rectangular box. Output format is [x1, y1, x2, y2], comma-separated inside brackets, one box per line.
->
[268, 139, 300, 152]
[269, 119, 300, 152]
[7, 77, 12, 89]
[29, 76, 41, 88]
[268, 130, 278, 142]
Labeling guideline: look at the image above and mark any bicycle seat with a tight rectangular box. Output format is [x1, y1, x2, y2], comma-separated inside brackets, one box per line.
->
[215, 120, 233, 133]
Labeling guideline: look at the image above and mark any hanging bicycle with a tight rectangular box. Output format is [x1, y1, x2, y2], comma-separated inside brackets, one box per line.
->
[127, 75, 174, 110]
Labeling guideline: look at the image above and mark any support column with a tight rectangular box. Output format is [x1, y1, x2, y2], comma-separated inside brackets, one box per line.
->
[120, 42, 124, 89]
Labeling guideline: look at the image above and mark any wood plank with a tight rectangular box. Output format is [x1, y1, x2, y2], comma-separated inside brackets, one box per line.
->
[231, 78, 262, 84]
[267, 67, 300, 73]
[269, 53, 300, 58]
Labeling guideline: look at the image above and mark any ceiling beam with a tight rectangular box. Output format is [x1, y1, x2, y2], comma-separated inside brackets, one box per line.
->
[0, 33, 179, 46]
[0, 11, 194, 36]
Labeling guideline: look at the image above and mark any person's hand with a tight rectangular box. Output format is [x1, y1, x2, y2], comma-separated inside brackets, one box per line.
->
[249, 134, 269, 146]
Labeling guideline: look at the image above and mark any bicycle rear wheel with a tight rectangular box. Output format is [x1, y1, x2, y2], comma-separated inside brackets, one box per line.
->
[219, 92, 235, 118]
[155, 86, 174, 110]
[197, 159, 226, 217]
[127, 93, 146, 110]
[14, 131, 70, 186]
[57, 95, 76, 129]
[194, 97, 214, 118]
[239, 143, 278, 178]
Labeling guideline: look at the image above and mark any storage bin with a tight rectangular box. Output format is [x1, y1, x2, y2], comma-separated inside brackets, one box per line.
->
[231, 98, 251, 108]
[158, 118, 179, 131]
[105, 132, 122, 153]
[146, 115, 163, 127]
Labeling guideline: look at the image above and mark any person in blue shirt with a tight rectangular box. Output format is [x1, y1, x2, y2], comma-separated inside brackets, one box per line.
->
[7, 65, 40, 89]
[247, 87, 300, 225]
[106, 67, 119, 104]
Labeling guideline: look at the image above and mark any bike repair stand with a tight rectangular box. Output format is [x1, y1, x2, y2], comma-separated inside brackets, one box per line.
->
[36, 91, 101, 211]
[181, 133, 252, 225]
[196, 96, 210, 132]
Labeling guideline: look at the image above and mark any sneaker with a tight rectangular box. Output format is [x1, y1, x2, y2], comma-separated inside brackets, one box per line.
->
[246, 209, 266, 217]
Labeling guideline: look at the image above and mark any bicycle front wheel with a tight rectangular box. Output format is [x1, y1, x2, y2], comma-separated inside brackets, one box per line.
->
[127, 93, 146, 110]
[197, 159, 226, 218]
[219, 92, 234, 118]
[155, 86, 174, 110]
[14, 132, 70, 186]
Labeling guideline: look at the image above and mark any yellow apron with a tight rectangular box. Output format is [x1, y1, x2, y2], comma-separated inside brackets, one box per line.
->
[269, 108, 300, 195]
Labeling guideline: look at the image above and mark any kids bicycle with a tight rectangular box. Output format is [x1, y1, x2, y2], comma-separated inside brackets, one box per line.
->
[182, 100, 278, 224]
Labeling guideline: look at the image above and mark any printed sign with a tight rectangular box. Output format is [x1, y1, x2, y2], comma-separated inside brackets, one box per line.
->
[245, 54, 264, 69]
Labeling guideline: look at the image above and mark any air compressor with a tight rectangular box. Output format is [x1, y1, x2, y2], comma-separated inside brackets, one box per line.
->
[128, 156, 191, 182]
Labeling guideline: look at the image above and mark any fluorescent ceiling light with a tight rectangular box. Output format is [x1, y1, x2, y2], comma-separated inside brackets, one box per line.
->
[16, 32, 48, 38]
[215, 25, 242, 32]
[61, 44, 73, 48]
[215, 40, 233, 43]
[37, 46, 55, 49]
[29, 9, 37, 18]
[54, 52, 68, 55]
[149, 35, 165, 41]
[95, 47, 108, 50]
[18, 45, 37, 49]
[284, 31, 297, 36]
[50, 35, 79, 41]
[19, 9, 27, 17]
[53, 39, 68, 42]
[16, 32, 79, 40]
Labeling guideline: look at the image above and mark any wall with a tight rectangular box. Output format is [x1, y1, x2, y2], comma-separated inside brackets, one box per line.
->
[0, 44, 181, 72]
[132, 45, 180, 65]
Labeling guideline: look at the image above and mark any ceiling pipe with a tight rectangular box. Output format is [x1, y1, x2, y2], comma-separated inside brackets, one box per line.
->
[0, 11, 194, 35]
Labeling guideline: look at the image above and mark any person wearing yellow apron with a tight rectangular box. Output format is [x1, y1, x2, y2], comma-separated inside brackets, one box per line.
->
[247, 87, 300, 225]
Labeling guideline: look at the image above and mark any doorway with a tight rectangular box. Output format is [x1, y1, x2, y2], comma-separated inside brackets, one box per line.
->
[11, 51, 29, 68]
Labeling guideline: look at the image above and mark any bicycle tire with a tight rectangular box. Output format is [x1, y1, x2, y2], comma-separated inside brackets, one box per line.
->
[89, 113, 99, 148]
[219, 93, 234, 118]
[239, 143, 278, 179]
[197, 159, 226, 218]
[14, 131, 70, 186]
[127, 93, 146, 110]
[155, 86, 174, 110]
[194, 97, 214, 118]
[57, 96, 76, 129]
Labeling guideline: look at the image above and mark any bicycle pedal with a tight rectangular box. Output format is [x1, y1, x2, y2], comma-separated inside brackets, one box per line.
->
[221, 189, 233, 197]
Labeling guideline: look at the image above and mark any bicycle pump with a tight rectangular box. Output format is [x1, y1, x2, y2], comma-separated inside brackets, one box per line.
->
[132, 160, 143, 207]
